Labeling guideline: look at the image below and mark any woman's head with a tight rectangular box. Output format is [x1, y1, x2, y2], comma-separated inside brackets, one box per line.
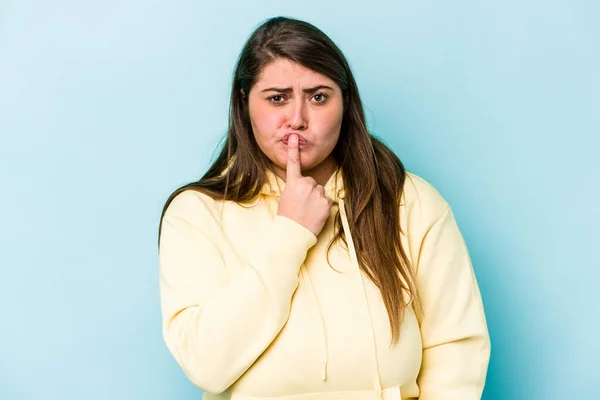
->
[247, 58, 343, 180]
[228, 16, 371, 181]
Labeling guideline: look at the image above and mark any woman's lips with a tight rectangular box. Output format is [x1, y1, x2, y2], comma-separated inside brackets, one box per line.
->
[282, 133, 307, 145]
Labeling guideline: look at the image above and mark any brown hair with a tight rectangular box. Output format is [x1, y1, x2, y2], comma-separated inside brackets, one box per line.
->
[158, 16, 419, 344]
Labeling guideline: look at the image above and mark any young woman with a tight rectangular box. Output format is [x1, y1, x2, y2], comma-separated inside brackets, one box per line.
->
[158, 16, 490, 400]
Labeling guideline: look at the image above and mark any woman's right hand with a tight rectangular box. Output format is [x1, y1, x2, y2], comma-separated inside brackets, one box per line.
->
[277, 134, 333, 237]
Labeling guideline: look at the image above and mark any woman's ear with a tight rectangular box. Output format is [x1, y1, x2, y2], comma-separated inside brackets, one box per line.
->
[240, 89, 246, 103]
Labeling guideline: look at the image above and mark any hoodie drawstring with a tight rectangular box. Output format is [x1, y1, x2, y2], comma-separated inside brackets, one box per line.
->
[261, 168, 383, 395]
[339, 199, 383, 395]
[300, 266, 329, 381]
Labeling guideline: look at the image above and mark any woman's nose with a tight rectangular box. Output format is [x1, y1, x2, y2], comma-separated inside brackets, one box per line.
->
[287, 101, 307, 130]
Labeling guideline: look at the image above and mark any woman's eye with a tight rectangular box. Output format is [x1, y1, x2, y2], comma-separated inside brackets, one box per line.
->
[313, 93, 328, 103]
[268, 95, 284, 103]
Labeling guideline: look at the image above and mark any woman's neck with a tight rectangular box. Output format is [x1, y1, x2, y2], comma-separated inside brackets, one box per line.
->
[272, 154, 338, 187]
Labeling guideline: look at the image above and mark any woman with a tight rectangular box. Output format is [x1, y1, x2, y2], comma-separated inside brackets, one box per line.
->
[158, 16, 490, 400]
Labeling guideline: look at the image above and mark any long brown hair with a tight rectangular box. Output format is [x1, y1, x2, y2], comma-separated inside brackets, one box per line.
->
[158, 16, 419, 344]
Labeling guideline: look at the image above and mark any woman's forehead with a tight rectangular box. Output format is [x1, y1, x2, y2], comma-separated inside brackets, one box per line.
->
[254, 59, 337, 90]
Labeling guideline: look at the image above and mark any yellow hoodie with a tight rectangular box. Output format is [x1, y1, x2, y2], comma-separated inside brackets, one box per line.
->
[159, 168, 490, 400]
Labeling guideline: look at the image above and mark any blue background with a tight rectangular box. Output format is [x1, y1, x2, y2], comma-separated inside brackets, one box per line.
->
[1, 1, 598, 399]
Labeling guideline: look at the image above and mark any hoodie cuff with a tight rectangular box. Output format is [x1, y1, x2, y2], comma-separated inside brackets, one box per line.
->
[259, 215, 318, 273]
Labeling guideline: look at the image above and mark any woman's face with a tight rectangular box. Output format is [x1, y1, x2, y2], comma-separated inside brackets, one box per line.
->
[247, 58, 344, 178]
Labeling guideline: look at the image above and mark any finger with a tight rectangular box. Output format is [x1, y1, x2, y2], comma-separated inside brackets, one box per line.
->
[286, 134, 302, 182]
[304, 177, 318, 187]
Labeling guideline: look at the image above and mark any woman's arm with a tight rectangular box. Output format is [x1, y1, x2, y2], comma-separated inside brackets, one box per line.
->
[415, 206, 491, 399]
[158, 191, 317, 394]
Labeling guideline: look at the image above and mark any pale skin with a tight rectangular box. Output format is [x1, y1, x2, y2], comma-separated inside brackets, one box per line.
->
[247, 58, 344, 236]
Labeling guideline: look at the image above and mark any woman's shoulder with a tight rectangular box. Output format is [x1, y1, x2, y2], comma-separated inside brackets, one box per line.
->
[401, 171, 451, 224]
[162, 187, 222, 223]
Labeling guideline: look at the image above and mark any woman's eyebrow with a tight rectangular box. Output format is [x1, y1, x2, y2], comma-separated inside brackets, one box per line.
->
[260, 85, 335, 94]
[303, 85, 334, 94]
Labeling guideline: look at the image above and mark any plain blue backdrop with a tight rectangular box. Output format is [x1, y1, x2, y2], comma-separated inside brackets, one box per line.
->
[1, 1, 598, 399]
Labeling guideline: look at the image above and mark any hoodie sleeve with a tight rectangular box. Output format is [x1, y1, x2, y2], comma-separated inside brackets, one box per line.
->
[415, 206, 491, 400]
[158, 191, 317, 395]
